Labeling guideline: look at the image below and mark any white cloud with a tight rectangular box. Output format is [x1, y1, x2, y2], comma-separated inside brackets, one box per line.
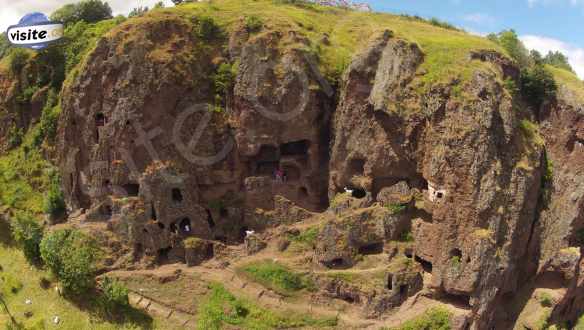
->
[521, 34, 584, 79]
[462, 13, 495, 25]
[0, 0, 174, 33]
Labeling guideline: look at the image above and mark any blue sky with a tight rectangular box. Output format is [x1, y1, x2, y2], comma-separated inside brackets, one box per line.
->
[364, 0, 584, 78]
[1, 0, 583, 78]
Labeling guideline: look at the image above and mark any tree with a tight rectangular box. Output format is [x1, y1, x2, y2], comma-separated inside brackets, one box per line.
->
[43, 169, 66, 218]
[490, 30, 531, 68]
[40, 229, 100, 295]
[129, 6, 149, 18]
[520, 64, 558, 108]
[77, 0, 113, 23]
[10, 214, 43, 264]
[543, 51, 574, 73]
[154, 1, 165, 8]
[51, 0, 112, 26]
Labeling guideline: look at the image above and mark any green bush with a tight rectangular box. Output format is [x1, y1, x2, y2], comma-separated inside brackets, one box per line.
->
[98, 277, 130, 316]
[520, 64, 558, 108]
[244, 15, 263, 33]
[40, 229, 100, 295]
[10, 213, 43, 264]
[399, 231, 414, 242]
[212, 63, 237, 111]
[43, 169, 66, 218]
[8, 48, 30, 75]
[194, 16, 222, 41]
[489, 30, 530, 68]
[544, 51, 574, 73]
[7, 125, 23, 149]
[387, 203, 407, 214]
[539, 292, 554, 307]
[288, 227, 319, 246]
[451, 256, 461, 268]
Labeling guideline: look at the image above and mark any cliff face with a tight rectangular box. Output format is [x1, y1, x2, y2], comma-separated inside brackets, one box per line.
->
[2, 1, 581, 328]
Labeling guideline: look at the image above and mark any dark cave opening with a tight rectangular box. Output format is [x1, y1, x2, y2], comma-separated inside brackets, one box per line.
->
[387, 274, 393, 290]
[450, 248, 463, 259]
[358, 242, 384, 255]
[256, 145, 279, 162]
[122, 183, 140, 197]
[351, 187, 367, 199]
[399, 285, 409, 296]
[172, 188, 183, 203]
[157, 222, 165, 230]
[151, 202, 157, 221]
[179, 218, 192, 234]
[256, 161, 280, 176]
[280, 140, 310, 156]
[206, 209, 216, 229]
[415, 255, 433, 273]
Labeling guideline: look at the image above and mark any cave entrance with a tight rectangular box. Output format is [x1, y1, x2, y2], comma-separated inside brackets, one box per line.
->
[415, 255, 433, 273]
[122, 183, 140, 197]
[450, 248, 463, 259]
[151, 202, 157, 221]
[280, 140, 310, 156]
[157, 222, 165, 230]
[358, 242, 384, 255]
[205, 209, 216, 229]
[158, 247, 172, 264]
[387, 274, 393, 290]
[95, 113, 106, 141]
[400, 285, 408, 296]
[206, 244, 214, 259]
[179, 218, 191, 234]
[351, 187, 367, 199]
[172, 188, 183, 203]
[325, 258, 348, 269]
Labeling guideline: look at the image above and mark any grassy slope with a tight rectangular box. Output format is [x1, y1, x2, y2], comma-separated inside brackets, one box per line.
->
[162, 0, 505, 88]
[547, 65, 584, 104]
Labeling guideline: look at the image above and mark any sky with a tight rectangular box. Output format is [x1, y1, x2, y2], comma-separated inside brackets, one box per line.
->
[0, 0, 582, 78]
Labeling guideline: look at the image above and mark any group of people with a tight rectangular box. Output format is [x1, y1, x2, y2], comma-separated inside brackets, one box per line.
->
[273, 168, 288, 183]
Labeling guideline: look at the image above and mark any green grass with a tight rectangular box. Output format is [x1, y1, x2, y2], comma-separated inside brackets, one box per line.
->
[158, 0, 505, 92]
[238, 260, 314, 296]
[547, 65, 584, 104]
[0, 232, 164, 329]
[386, 307, 451, 330]
[519, 119, 545, 147]
[196, 282, 337, 330]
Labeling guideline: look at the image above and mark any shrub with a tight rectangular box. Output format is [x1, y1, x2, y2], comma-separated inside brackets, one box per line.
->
[520, 64, 558, 108]
[98, 277, 130, 316]
[244, 15, 263, 33]
[129, 6, 149, 18]
[399, 231, 414, 242]
[539, 292, 554, 307]
[429, 18, 460, 31]
[387, 203, 407, 214]
[544, 51, 574, 73]
[503, 78, 519, 96]
[10, 213, 43, 264]
[40, 229, 100, 295]
[212, 63, 237, 111]
[43, 169, 66, 218]
[451, 256, 461, 268]
[194, 16, 222, 41]
[8, 48, 30, 75]
[490, 30, 531, 68]
[7, 125, 23, 149]
[288, 227, 319, 246]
